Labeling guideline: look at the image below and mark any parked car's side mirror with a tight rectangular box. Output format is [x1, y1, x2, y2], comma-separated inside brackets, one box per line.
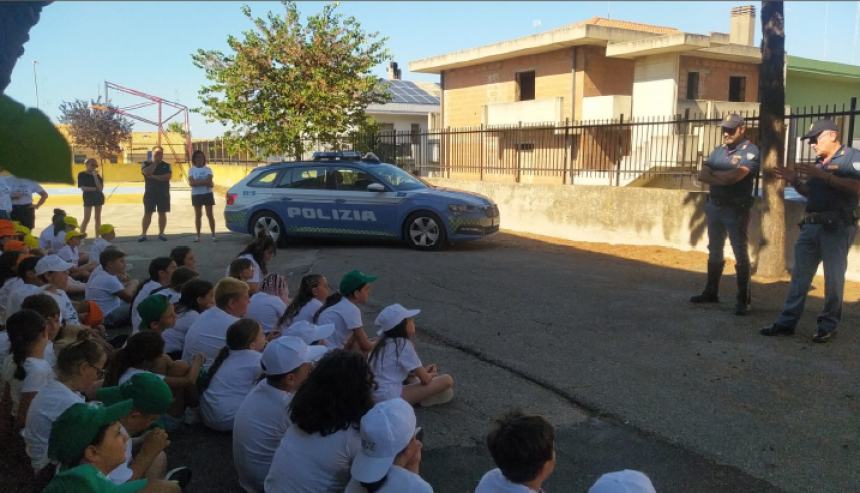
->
[367, 183, 385, 192]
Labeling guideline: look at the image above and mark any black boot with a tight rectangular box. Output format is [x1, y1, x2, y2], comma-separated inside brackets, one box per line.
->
[690, 261, 724, 303]
[734, 262, 751, 316]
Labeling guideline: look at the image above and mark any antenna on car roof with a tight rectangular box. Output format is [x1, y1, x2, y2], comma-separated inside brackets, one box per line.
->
[361, 152, 380, 163]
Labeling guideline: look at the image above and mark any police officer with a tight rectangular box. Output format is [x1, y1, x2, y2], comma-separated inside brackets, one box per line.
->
[691, 114, 760, 316]
[762, 119, 860, 343]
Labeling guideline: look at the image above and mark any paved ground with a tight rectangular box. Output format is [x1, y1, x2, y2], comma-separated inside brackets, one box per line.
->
[9, 193, 858, 492]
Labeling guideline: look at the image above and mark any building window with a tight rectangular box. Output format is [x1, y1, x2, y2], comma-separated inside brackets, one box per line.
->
[73, 154, 87, 164]
[686, 72, 699, 100]
[410, 123, 421, 145]
[108, 155, 118, 164]
[516, 71, 535, 101]
[729, 76, 746, 102]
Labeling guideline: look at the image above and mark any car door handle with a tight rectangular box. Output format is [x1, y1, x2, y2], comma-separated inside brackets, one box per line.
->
[335, 199, 346, 204]
[280, 196, 292, 201]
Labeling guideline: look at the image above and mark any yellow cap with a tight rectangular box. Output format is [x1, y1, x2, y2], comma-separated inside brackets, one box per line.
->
[65, 230, 87, 243]
[63, 216, 79, 228]
[98, 224, 115, 236]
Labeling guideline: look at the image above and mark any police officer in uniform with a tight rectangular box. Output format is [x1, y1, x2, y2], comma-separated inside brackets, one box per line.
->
[762, 119, 860, 343]
[691, 114, 760, 315]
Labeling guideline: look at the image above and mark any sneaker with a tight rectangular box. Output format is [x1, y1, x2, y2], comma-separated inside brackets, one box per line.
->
[812, 329, 836, 343]
[211, 234, 217, 242]
[193, 236, 200, 243]
[689, 293, 719, 303]
[418, 387, 454, 408]
[137, 236, 147, 242]
[158, 234, 168, 241]
[759, 324, 794, 336]
[165, 466, 193, 490]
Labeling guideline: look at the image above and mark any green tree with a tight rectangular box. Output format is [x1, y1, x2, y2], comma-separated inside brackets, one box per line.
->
[193, 1, 391, 160]
[166, 121, 187, 137]
[59, 97, 133, 165]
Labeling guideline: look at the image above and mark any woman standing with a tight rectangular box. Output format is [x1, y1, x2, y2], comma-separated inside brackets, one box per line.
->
[188, 150, 216, 242]
[77, 159, 104, 236]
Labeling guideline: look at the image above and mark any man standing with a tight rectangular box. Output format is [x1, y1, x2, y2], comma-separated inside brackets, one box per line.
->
[691, 114, 760, 316]
[140, 146, 172, 242]
[762, 119, 860, 343]
[10, 176, 48, 229]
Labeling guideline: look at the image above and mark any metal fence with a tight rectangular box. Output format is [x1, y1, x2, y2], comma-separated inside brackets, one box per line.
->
[189, 98, 859, 191]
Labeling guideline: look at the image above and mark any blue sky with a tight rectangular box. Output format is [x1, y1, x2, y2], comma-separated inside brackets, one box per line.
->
[7, 1, 860, 138]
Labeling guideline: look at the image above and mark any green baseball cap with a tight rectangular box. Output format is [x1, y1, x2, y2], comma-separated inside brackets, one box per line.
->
[136, 294, 169, 330]
[42, 463, 147, 493]
[97, 372, 173, 415]
[339, 270, 378, 295]
[48, 400, 133, 466]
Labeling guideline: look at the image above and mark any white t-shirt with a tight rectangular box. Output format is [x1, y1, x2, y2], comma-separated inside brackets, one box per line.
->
[200, 349, 262, 432]
[2, 355, 54, 417]
[89, 238, 112, 266]
[182, 306, 239, 366]
[56, 245, 80, 264]
[226, 254, 262, 284]
[369, 338, 423, 402]
[6, 283, 43, 319]
[85, 269, 125, 315]
[43, 286, 80, 326]
[0, 277, 23, 323]
[22, 379, 85, 471]
[292, 298, 323, 325]
[264, 425, 361, 493]
[317, 298, 363, 349]
[0, 331, 9, 358]
[44, 341, 55, 368]
[158, 287, 181, 303]
[247, 292, 286, 334]
[475, 468, 541, 493]
[233, 380, 294, 493]
[344, 466, 434, 493]
[0, 176, 13, 211]
[162, 309, 198, 355]
[189, 165, 214, 195]
[10, 178, 45, 206]
[38, 226, 67, 254]
[118, 367, 165, 386]
[131, 280, 162, 333]
[107, 424, 134, 484]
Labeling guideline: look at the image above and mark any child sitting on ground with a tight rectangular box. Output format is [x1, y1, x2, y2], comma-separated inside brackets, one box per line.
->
[229, 257, 255, 285]
[88, 224, 116, 274]
[5, 255, 44, 318]
[152, 266, 197, 303]
[3, 309, 55, 428]
[36, 254, 86, 326]
[369, 303, 454, 407]
[162, 279, 213, 360]
[247, 273, 290, 335]
[280, 274, 331, 326]
[316, 270, 378, 353]
[131, 257, 176, 333]
[475, 411, 557, 493]
[170, 245, 196, 272]
[85, 249, 140, 329]
[56, 230, 94, 280]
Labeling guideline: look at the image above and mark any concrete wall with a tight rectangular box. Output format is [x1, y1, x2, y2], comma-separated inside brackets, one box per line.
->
[485, 98, 564, 125]
[786, 72, 860, 109]
[679, 56, 759, 103]
[632, 54, 679, 119]
[369, 113, 433, 133]
[428, 178, 860, 282]
[69, 162, 260, 189]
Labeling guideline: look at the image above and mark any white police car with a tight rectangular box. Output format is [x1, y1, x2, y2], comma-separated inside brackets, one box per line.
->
[224, 151, 500, 250]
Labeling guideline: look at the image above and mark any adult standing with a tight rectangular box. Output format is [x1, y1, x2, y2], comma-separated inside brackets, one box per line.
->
[762, 119, 860, 343]
[690, 114, 760, 316]
[139, 146, 172, 242]
[77, 158, 104, 236]
[10, 175, 48, 230]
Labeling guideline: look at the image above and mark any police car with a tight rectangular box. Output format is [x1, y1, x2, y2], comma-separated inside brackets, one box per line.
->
[224, 151, 500, 250]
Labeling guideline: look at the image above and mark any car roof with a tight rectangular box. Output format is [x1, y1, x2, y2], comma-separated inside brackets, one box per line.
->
[259, 159, 392, 171]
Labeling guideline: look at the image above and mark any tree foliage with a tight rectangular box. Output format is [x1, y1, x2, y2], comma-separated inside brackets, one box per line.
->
[59, 97, 133, 163]
[166, 121, 187, 137]
[192, 1, 391, 159]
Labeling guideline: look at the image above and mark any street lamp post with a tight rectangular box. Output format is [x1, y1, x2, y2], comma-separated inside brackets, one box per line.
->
[32, 60, 39, 109]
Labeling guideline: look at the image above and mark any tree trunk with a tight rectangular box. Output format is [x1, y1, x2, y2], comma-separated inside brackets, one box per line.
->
[0, 2, 50, 93]
[756, 0, 787, 278]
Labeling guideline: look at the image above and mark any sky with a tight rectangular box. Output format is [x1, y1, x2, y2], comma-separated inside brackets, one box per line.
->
[7, 1, 860, 138]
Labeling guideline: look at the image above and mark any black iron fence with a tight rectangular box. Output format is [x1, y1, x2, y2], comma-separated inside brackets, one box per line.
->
[190, 98, 859, 191]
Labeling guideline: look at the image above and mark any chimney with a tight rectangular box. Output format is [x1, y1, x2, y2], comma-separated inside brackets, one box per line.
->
[729, 5, 756, 46]
[387, 61, 401, 80]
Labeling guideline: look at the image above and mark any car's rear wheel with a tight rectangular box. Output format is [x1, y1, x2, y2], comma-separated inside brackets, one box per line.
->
[404, 212, 446, 250]
[250, 211, 287, 247]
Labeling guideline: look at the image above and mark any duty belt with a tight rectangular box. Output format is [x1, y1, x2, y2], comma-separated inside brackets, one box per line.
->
[709, 196, 753, 208]
[799, 211, 854, 227]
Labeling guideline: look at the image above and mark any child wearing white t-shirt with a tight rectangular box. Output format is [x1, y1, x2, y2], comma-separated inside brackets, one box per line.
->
[369, 304, 454, 406]
[200, 319, 266, 431]
[85, 249, 139, 329]
[316, 270, 377, 353]
[88, 224, 116, 269]
[188, 150, 217, 242]
[281, 274, 331, 327]
[475, 411, 557, 493]
[162, 279, 213, 358]
[247, 273, 290, 334]
[4, 309, 55, 427]
[130, 257, 176, 333]
[36, 254, 84, 327]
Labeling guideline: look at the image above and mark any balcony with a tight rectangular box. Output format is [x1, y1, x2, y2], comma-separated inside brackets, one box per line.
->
[484, 97, 563, 127]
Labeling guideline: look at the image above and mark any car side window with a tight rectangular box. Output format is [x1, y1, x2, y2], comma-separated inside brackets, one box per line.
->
[248, 169, 280, 188]
[275, 169, 293, 188]
[288, 166, 329, 190]
[333, 167, 381, 192]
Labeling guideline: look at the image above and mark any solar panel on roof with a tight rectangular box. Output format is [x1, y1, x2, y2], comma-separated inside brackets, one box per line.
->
[382, 79, 440, 105]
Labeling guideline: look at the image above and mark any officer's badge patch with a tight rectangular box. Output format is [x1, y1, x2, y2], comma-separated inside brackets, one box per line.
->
[746, 153, 755, 160]
[853, 162, 860, 171]
[731, 155, 741, 165]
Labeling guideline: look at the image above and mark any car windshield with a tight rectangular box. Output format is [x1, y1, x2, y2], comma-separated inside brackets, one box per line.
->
[371, 164, 429, 191]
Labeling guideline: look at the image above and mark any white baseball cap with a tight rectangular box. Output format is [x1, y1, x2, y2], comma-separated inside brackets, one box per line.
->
[284, 320, 335, 345]
[35, 254, 75, 276]
[260, 336, 328, 375]
[350, 398, 417, 484]
[374, 304, 421, 336]
[588, 470, 657, 493]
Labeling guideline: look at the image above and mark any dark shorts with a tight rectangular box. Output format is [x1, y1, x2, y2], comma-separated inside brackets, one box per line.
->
[144, 192, 171, 213]
[191, 192, 215, 207]
[83, 191, 105, 207]
[11, 205, 35, 229]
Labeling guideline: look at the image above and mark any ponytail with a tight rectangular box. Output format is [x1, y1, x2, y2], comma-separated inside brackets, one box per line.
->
[281, 274, 324, 327]
[104, 331, 164, 386]
[368, 318, 409, 369]
[313, 292, 343, 324]
[200, 318, 260, 391]
[56, 331, 106, 379]
[6, 309, 47, 381]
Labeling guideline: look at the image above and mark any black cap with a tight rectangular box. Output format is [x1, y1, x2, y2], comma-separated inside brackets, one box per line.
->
[801, 119, 840, 141]
[720, 114, 744, 130]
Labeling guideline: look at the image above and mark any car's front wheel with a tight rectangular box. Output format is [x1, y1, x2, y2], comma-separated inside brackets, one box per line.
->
[404, 212, 447, 250]
[250, 211, 287, 247]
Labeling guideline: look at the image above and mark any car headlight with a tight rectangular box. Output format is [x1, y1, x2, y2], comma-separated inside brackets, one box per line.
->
[448, 204, 471, 213]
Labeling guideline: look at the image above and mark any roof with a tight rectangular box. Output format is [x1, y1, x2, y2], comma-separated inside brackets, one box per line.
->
[382, 79, 440, 105]
[572, 17, 679, 35]
[787, 55, 860, 80]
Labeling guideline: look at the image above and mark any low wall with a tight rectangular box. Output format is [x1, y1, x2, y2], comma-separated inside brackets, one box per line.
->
[70, 162, 260, 189]
[428, 178, 860, 281]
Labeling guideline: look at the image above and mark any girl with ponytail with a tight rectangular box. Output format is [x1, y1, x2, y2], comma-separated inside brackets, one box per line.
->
[199, 318, 265, 431]
[281, 274, 330, 327]
[3, 309, 52, 427]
